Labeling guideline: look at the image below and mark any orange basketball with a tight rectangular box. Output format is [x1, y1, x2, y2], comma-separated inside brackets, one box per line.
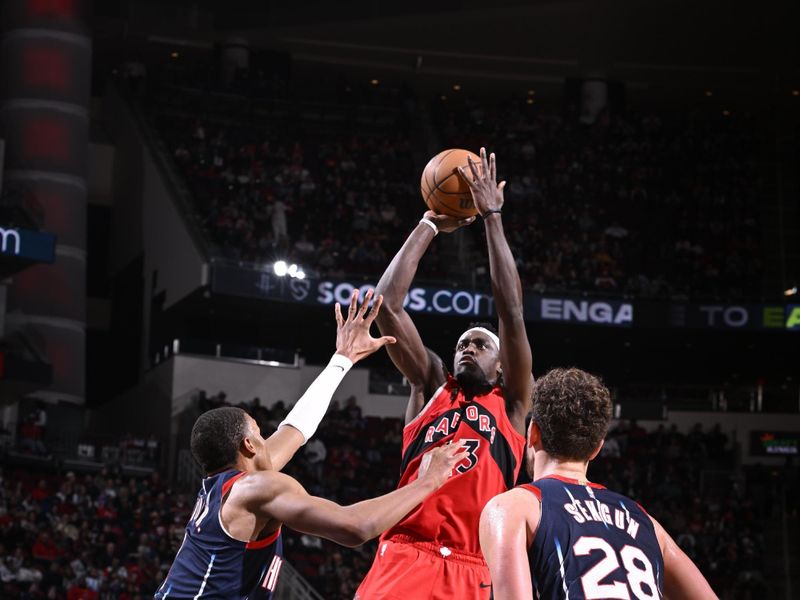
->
[420, 149, 481, 218]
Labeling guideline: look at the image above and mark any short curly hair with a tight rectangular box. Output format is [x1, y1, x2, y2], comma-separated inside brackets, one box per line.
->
[190, 407, 249, 473]
[531, 368, 612, 461]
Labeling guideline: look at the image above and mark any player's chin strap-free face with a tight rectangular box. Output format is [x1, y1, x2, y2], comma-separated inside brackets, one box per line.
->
[457, 327, 500, 351]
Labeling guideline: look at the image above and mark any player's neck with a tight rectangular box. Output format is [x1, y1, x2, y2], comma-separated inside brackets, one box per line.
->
[532, 452, 590, 484]
[233, 457, 256, 473]
[456, 377, 496, 399]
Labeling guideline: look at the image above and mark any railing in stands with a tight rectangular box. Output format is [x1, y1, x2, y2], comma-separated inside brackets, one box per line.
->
[274, 560, 325, 600]
[154, 338, 300, 369]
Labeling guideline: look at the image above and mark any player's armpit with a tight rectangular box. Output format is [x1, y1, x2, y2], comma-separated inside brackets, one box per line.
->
[650, 515, 719, 600]
[479, 489, 539, 600]
[403, 349, 448, 425]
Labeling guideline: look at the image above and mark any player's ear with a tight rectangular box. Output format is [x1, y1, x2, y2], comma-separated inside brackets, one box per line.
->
[527, 421, 541, 449]
[241, 436, 257, 457]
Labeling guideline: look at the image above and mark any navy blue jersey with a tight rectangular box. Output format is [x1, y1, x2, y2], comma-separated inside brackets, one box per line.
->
[521, 475, 663, 600]
[155, 470, 283, 599]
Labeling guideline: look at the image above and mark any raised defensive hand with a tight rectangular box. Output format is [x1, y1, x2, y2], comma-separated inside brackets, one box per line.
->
[417, 442, 470, 489]
[334, 289, 397, 364]
[457, 147, 505, 217]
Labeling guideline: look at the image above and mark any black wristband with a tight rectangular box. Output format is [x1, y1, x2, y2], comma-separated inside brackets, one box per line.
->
[481, 209, 502, 219]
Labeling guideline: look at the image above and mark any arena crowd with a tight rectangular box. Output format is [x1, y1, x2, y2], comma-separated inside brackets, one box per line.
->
[1, 390, 777, 599]
[151, 78, 761, 299]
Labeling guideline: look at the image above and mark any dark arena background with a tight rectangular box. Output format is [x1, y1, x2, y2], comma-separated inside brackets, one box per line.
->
[0, 0, 799, 598]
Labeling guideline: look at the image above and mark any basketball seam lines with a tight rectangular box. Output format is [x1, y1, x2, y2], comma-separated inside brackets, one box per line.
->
[425, 170, 462, 215]
[423, 150, 477, 217]
[424, 149, 457, 204]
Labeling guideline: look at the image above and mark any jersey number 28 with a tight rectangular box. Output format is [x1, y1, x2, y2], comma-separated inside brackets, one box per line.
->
[573, 536, 659, 600]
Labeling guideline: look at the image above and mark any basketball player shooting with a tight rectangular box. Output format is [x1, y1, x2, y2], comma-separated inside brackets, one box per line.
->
[155, 290, 468, 600]
[480, 368, 717, 599]
[356, 148, 533, 600]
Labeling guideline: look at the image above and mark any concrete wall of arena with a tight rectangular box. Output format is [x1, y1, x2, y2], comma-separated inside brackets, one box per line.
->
[103, 86, 207, 305]
[102, 86, 208, 372]
[169, 354, 408, 418]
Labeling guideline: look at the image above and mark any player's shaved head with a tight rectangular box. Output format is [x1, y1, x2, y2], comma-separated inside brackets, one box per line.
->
[531, 368, 612, 461]
[191, 407, 249, 473]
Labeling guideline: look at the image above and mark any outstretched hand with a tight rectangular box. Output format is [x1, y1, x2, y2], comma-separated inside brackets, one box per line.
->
[423, 210, 476, 233]
[334, 289, 397, 364]
[418, 441, 470, 489]
[457, 147, 505, 217]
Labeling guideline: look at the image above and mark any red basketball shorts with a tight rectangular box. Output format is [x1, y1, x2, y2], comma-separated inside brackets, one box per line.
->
[355, 536, 492, 600]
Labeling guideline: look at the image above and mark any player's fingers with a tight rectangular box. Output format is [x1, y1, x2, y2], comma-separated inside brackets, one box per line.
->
[498, 180, 507, 192]
[457, 166, 477, 189]
[451, 449, 469, 462]
[377, 335, 397, 347]
[334, 302, 344, 328]
[366, 294, 384, 324]
[446, 440, 467, 455]
[466, 157, 480, 182]
[358, 289, 374, 320]
[348, 289, 359, 320]
[459, 216, 476, 227]
[490, 152, 496, 181]
[480, 147, 490, 174]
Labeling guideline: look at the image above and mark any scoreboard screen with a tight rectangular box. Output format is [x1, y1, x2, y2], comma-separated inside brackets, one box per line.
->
[750, 431, 800, 456]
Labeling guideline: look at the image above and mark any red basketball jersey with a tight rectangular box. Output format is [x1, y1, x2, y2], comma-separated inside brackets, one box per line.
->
[382, 376, 526, 555]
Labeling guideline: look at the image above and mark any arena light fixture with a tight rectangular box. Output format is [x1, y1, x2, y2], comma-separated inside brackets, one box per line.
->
[370, 79, 379, 85]
[273, 260, 288, 277]
[784, 286, 798, 297]
[274, 261, 307, 279]
[793, 90, 800, 97]
[704, 90, 713, 97]
[527, 89, 536, 96]
[452, 84, 461, 91]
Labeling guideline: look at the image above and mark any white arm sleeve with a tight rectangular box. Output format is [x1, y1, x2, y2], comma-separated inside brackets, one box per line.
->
[278, 353, 353, 443]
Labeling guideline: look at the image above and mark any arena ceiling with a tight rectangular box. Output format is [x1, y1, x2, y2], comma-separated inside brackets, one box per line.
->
[94, 0, 799, 98]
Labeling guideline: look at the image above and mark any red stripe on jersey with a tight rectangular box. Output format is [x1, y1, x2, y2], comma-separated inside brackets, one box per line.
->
[519, 483, 542, 501]
[222, 471, 247, 496]
[246, 526, 281, 550]
[538, 474, 606, 489]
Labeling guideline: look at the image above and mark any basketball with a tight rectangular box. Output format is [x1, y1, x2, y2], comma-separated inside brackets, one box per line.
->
[420, 149, 482, 218]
